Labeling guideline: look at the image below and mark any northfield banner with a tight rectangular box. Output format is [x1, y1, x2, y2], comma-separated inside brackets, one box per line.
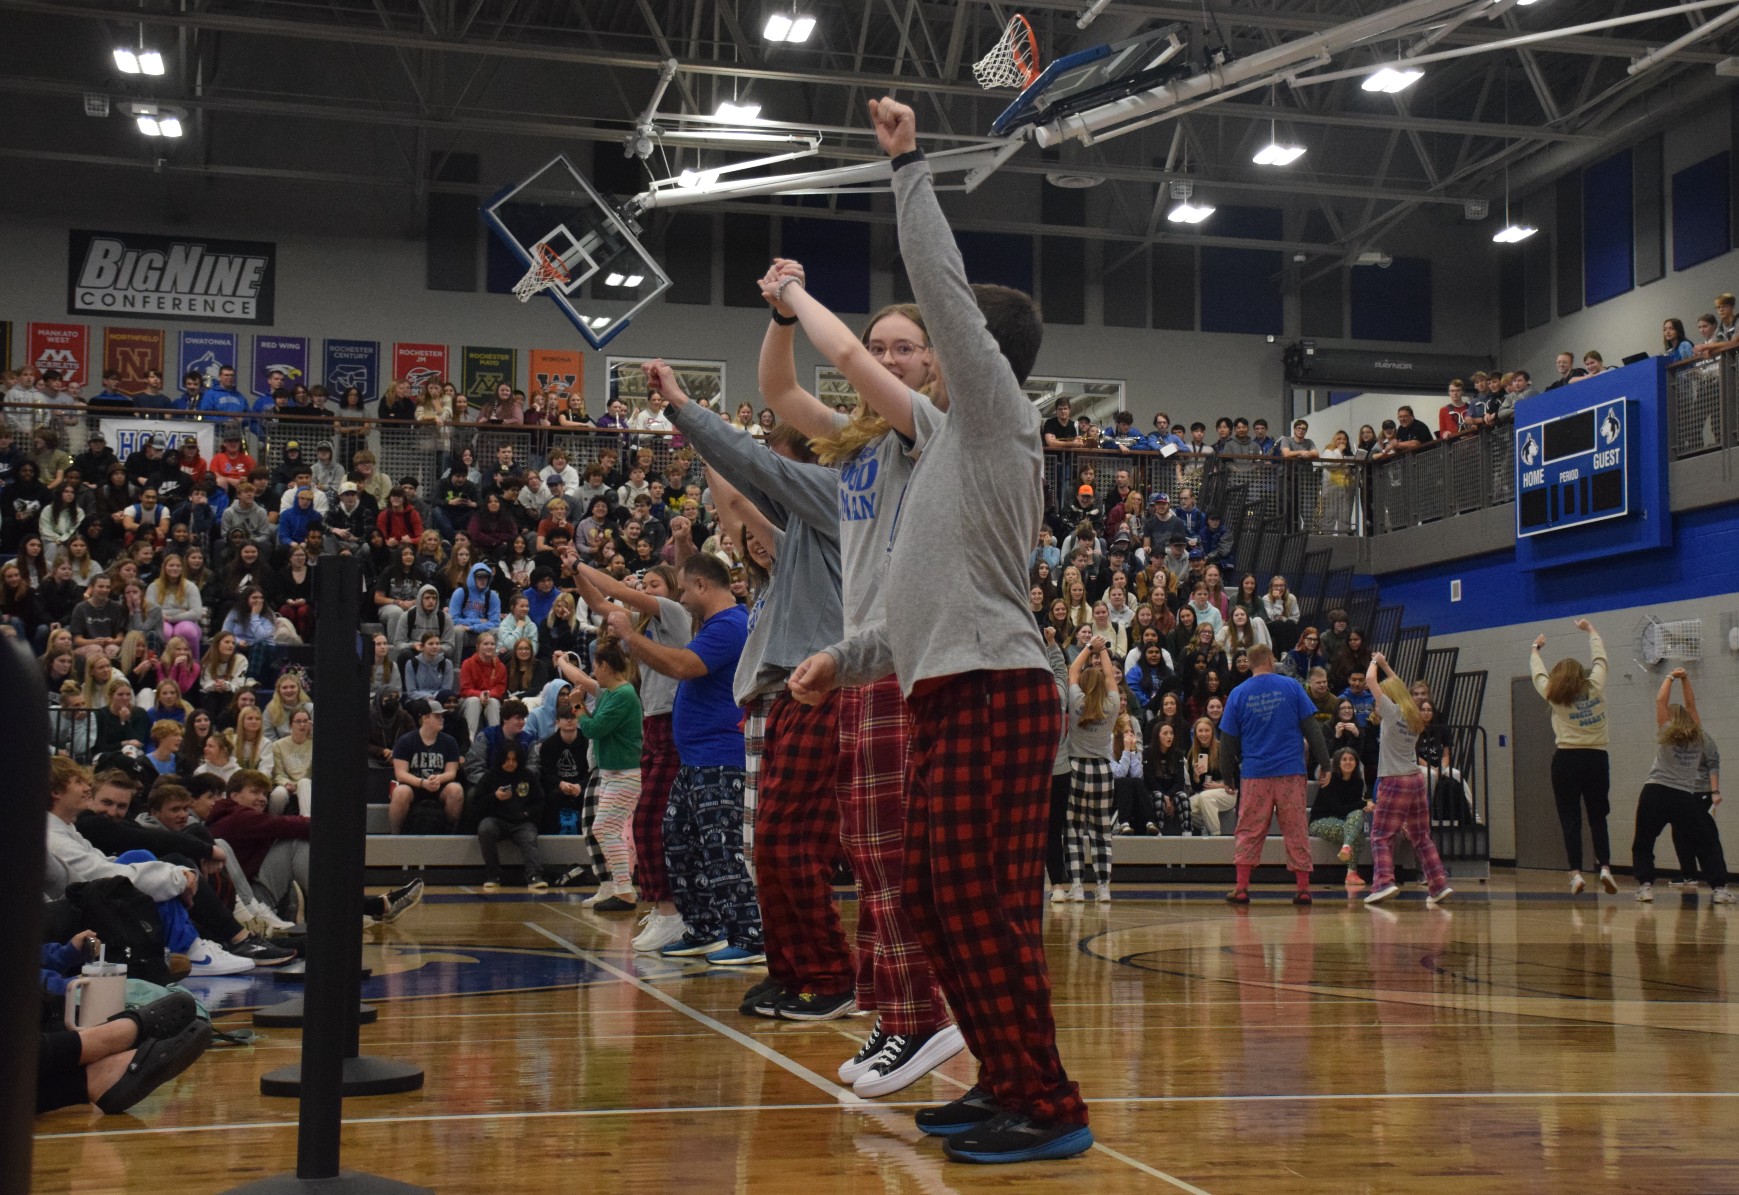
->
[177, 330, 237, 389]
[528, 349, 583, 404]
[460, 346, 517, 399]
[102, 327, 165, 395]
[252, 335, 308, 395]
[68, 229, 277, 325]
[322, 339, 379, 397]
[392, 343, 449, 389]
[26, 322, 90, 386]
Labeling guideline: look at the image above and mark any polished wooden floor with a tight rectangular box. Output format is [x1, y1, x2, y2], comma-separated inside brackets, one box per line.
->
[32, 871, 1739, 1194]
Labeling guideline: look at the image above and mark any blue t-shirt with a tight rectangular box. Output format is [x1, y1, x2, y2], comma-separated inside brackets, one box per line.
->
[672, 606, 748, 768]
[1219, 672, 1316, 779]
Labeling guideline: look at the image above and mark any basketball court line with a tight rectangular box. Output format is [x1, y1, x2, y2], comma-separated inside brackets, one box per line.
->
[525, 915, 864, 1104]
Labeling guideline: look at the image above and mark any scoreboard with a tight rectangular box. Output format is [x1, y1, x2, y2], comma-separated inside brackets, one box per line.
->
[1515, 397, 1628, 538]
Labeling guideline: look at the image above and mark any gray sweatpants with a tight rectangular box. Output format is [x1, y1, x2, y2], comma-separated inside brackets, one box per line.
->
[478, 817, 543, 882]
[255, 838, 312, 914]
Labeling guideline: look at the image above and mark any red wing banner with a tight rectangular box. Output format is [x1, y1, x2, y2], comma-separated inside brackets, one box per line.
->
[68, 229, 276, 325]
[26, 322, 90, 386]
[392, 343, 450, 389]
[103, 326, 165, 395]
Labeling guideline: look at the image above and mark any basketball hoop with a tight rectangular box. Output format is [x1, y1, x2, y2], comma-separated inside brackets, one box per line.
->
[973, 13, 1041, 91]
[513, 242, 570, 302]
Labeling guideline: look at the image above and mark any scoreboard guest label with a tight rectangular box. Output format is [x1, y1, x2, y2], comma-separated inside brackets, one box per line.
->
[1516, 398, 1628, 538]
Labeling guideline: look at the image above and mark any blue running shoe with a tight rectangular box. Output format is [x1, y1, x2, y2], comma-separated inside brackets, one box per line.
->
[914, 1086, 1000, 1136]
[942, 1112, 1094, 1164]
[660, 933, 727, 958]
[705, 944, 767, 966]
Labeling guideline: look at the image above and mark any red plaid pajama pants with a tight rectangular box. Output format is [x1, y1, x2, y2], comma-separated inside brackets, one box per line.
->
[633, 713, 677, 903]
[1232, 774, 1313, 872]
[1371, 771, 1449, 892]
[904, 669, 1086, 1127]
[837, 677, 948, 1036]
[755, 691, 854, 994]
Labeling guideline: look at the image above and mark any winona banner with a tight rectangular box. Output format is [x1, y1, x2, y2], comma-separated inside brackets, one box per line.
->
[529, 348, 582, 405]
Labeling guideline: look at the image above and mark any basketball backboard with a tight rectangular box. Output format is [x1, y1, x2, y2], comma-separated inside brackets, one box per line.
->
[482, 155, 671, 350]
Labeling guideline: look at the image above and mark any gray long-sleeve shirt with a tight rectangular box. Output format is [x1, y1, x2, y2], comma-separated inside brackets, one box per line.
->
[826, 157, 1052, 694]
[669, 402, 843, 704]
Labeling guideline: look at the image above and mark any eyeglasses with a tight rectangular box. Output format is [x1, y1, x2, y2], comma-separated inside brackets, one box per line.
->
[866, 341, 929, 361]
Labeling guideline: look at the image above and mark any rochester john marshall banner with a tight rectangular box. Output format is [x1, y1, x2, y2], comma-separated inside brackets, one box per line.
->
[68, 229, 277, 325]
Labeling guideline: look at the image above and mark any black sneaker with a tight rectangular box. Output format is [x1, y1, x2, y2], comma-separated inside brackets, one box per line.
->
[378, 879, 425, 923]
[228, 935, 296, 967]
[775, 989, 855, 1022]
[838, 1019, 891, 1084]
[942, 1111, 1094, 1164]
[739, 976, 785, 1017]
[915, 1086, 1001, 1136]
[593, 896, 637, 913]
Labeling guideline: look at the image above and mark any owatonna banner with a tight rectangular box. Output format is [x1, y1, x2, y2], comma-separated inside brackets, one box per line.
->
[68, 229, 277, 326]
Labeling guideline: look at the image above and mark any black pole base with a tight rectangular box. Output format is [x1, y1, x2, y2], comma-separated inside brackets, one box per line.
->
[275, 962, 372, 984]
[221, 1169, 432, 1194]
[254, 1000, 377, 1029]
[260, 1056, 424, 1099]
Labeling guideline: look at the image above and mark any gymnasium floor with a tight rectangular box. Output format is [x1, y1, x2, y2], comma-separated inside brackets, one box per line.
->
[31, 871, 1739, 1194]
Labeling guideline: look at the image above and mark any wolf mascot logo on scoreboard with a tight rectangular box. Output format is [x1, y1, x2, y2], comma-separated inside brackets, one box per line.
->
[68, 230, 277, 325]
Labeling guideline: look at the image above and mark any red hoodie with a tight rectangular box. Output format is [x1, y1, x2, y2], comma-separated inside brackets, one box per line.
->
[460, 653, 508, 700]
[204, 796, 310, 878]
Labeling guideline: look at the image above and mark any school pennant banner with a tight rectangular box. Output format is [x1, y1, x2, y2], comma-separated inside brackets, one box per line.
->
[460, 346, 517, 399]
[177, 330, 236, 389]
[26, 322, 90, 386]
[392, 343, 449, 389]
[252, 335, 308, 395]
[321, 338, 379, 398]
[528, 348, 583, 405]
[102, 326, 165, 395]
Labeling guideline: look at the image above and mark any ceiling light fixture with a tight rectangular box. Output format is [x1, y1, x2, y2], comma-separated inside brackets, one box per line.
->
[763, 12, 816, 42]
[136, 114, 160, 136]
[623, 274, 644, 287]
[113, 48, 140, 74]
[138, 50, 165, 75]
[1362, 66, 1423, 93]
[1491, 66, 1535, 244]
[1167, 202, 1215, 224]
[715, 100, 762, 122]
[1253, 94, 1306, 166]
[114, 46, 165, 75]
[1492, 223, 1536, 243]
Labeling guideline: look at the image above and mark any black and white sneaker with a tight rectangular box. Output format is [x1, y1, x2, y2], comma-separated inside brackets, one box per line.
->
[552, 865, 595, 888]
[379, 879, 425, 923]
[775, 990, 855, 1022]
[838, 1019, 892, 1085]
[914, 1086, 1000, 1137]
[942, 1111, 1094, 1164]
[739, 977, 786, 1018]
[228, 935, 296, 967]
[853, 1023, 966, 1097]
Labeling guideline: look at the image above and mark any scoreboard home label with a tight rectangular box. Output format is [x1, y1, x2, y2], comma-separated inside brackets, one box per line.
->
[1515, 398, 1628, 538]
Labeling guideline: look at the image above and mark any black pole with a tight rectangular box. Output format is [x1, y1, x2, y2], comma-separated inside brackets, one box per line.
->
[229, 555, 427, 1195]
[0, 641, 49, 1195]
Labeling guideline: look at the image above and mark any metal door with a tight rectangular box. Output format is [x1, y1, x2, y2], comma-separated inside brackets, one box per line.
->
[1511, 676, 1586, 869]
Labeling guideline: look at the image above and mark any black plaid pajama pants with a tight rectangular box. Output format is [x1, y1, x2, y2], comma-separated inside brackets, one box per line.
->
[1065, 757, 1115, 884]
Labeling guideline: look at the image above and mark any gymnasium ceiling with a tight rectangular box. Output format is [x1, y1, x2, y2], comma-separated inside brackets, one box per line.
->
[1, 0, 1736, 264]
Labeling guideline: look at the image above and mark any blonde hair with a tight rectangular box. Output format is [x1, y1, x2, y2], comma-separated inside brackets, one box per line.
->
[1660, 703, 1702, 748]
[1077, 664, 1109, 727]
[1379, 676, 1425, 734]
[1543, 657, 1589, 706]
[810, 303, 927, 466]
[1186, 717, 1219, 772]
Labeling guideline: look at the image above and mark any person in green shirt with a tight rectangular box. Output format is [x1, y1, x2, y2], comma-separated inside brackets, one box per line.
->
[574, 642, 645, 912]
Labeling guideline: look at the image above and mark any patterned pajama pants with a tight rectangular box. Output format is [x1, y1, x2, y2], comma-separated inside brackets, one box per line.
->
[593, 769, 642, 891]
[741, 693, 774, 874]
[664, 764, 762, 949]
[1371, 772, 1449, 892]
[1065, 757, 1115, 884]
[838, 678, 948, 1036]
[903, 670, 1086, 1128]
[1308, 809, 1367, 860]
[1232, 775, 1313, 873]
[578, 773, 607, 879]
[755, 691, 853, 994]
[633, 713, 677, 902]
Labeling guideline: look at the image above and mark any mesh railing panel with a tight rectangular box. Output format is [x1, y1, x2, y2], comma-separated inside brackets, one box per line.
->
[1669, 357, 1725, 458]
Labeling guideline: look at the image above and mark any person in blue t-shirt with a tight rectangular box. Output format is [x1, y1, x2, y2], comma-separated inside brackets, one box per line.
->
[1338, 670, 1376, 728]
[1219, 643, 1331, 905]
[196, 365, 249, 416]
[606, 553, 762, 960]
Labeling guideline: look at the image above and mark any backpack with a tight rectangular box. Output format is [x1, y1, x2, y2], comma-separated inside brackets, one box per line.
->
[62, 876, 172, 986]
[400, 796, 452, 836]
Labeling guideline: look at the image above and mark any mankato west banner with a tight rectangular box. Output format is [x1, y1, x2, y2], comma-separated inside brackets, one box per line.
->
[177, 330, 236, 388]
[26, 322, 90, 386]
[99, 417, 213, 461]
[252, 335, 308, 395]
[392, 343, 449, 389]
[461, 346, 517, 399]
[102, 327, 165, 395]
[68, 229, 277, 326]
[529, 348, 583, 404]
[322, 339, 379, 398]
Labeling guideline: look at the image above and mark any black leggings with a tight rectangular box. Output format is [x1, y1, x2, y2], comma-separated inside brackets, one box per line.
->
[1045, 771, 1071, 886]
[1634, 783, 1726, 887]
[38, 1030, 88, 1115]
[1671, 793, 1728, 883]
[1550, 748, 1611, 872]
[1113, 776, 1156, 833]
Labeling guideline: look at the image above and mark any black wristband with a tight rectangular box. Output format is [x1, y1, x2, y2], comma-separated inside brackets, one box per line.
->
[770, 310, 799, 327]
[891, 148, 925, 172]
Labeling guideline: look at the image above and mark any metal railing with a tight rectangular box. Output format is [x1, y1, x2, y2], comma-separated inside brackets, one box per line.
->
[1428, 724, 1489, 863]
[1366, 425, 1516, 531]
[1667, 352, 1735, 459]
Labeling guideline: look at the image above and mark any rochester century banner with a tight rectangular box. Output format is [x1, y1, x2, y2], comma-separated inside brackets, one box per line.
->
[68, 229, 277, 325]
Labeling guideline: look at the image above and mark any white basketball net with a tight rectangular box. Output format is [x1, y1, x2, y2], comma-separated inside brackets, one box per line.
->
[513, 244, 569, 303]
[973, 15, 1039, 90]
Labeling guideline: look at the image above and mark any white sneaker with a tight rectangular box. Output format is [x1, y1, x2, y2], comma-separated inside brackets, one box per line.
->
[1364, 884, 1400, 905]
[632, 911, 688, 953]
[232, 899, 266, 937]
[250, 900, 299, 933]
[1049, 887, 1067, 904]
[186, 937, 256, 976]
[1426, 886, 1453, 906]
[1569, 872, 1586, 895]
[582, 883, 617, 908]
[1095, 883, 1112, 904]
[1713, 888, 1736, 905]
[1636, 883, 1654, 903]
[1600, 868, 1618, 894]
[1067, 882, 1085, 903]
